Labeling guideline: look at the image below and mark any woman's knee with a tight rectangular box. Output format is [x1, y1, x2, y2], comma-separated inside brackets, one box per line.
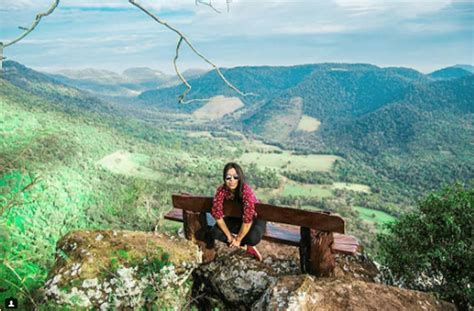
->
[209, 225, 227, 242]
[244, 235, 259, 246]
[243, 229, 264, 246]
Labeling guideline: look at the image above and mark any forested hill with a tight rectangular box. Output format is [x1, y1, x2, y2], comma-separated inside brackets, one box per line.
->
[2, 61, 116, 115]
[3, 60, 473, 201]
[137, 62, 473, 196]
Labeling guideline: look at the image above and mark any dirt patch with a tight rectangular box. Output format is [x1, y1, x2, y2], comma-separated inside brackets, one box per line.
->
[192, 95, 244, 120]
[296, 115, 321, 132]
[97, 150, 160, 180]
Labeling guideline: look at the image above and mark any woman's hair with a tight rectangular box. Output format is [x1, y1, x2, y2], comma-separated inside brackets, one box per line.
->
[222, 162, 245, 202]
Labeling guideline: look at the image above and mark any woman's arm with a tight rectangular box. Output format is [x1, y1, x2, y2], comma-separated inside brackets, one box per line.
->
[211, 186, 234, 243]
[231, 222, 252, 247]
[216, 218, 234, 243]
[230, 184, 258, 247]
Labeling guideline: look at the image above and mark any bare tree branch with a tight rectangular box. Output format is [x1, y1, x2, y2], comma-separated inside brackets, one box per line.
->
[1, 0, 253, 104]
[0, 0, 59, 70]
[173, 37, 211, 104]
[3, 0, 60, 48]
[195, 0, 221, 14]
[129, 0, 256, 103]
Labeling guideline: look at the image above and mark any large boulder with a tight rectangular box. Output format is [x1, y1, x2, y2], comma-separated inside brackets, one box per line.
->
[334, 253, 380, 283]
[254, 275, 456, 310]
[193, 240, 454, 310]
[192, 241, 299, 309]
[42, 230, 200, 309]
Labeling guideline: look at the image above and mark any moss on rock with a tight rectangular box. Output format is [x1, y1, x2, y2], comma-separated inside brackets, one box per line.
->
[42, 230, 200, 309]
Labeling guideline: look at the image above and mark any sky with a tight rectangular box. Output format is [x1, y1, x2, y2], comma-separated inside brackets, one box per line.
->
[0, 0, 472, 74]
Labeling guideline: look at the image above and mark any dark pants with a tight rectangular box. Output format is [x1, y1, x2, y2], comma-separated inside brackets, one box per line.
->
[207, 217, 266, 247]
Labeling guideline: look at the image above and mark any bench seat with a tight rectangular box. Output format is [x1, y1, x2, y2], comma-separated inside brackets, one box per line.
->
[164, 208, 359, 255]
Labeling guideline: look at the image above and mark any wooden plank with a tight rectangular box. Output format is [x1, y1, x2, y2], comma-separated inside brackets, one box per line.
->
[164, 208, 183, 222]
[172, 195, 345, 234]
[331, 244, 359, 255]
[332, 233, 359, 255]
[265, 223, 299, 246]
[333, 233, 359, 244]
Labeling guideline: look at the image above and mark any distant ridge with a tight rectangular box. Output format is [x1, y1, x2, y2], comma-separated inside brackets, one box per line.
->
[428, 66, 473, 80]
[48, 66, 209, 97]
[453, 64, 474, 73]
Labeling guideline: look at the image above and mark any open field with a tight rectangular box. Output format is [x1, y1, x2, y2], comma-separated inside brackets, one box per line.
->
[332, 182, 371, 193]
[243, 139, 283, 153]
[239, 151, 342, 172]
[282, 181, 333, 198]
[354, 205, 397, 227]
[192, 95, 244, 120]
[97, 150, 161, 180]
[186, 131, 213, 138]
[297, 115, 321, 132]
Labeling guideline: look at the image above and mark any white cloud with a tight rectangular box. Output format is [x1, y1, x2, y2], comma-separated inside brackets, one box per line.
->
[333, 0, 452, 17]
[0, 0, 211, 11]
[1, 0, 470, 73]
[275, 24, 347, 35]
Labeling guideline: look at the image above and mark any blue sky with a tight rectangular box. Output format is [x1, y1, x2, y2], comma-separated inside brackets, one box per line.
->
[0, 0, 472, 74]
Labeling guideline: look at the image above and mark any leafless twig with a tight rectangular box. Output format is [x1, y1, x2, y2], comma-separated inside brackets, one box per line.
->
[173, 37, 210, 104]
[3, 0, 59, 48]
[195, 0, 221, 14]
[1, 0, 253, 104]
[129, 0, 256, 103]
[0, 0, 59, 70]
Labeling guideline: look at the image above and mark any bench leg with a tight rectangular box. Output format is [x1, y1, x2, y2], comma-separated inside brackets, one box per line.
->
[300, 227, 335, 277]
[183, 210, 216, 263]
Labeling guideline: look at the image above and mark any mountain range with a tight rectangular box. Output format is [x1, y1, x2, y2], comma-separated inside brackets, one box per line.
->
[48, 67, 208, 97]
[3, 60, 473, 195]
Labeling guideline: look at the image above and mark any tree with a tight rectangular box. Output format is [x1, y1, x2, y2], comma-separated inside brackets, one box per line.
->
[377, 183, 474, 309]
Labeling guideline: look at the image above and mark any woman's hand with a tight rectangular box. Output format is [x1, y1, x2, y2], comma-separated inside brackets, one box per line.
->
[229, 237, 241, 248]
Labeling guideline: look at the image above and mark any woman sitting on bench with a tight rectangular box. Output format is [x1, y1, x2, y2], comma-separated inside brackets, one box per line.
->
[208, 162, 266, 261]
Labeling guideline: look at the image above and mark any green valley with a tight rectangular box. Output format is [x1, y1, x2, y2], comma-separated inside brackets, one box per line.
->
[1, 60, 472, 307]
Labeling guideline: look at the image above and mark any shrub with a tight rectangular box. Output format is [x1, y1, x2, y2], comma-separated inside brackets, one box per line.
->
[377, 183, 473, 309]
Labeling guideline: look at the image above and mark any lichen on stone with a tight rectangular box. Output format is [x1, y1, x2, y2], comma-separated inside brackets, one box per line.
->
[43, 229, 200, 309]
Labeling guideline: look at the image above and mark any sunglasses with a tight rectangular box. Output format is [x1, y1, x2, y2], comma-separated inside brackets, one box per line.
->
[225, 175, 239, 181]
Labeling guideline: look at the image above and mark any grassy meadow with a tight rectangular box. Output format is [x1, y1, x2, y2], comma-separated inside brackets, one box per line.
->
[354, 205, 397, 228]
[238, 151, 341, 172]
[282, 181, 333, 198]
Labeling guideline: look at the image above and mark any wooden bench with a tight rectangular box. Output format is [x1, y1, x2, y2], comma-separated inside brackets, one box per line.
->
[164, 194, 360, 277]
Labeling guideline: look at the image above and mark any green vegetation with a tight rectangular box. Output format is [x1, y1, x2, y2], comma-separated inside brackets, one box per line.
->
[282, 181, 332, 198]
[353, 206, 396, 228]
[377, 184, 473, 309]
[0, 76, 235, 305]
[239, 152, 341, 172]
[333, 182, 371, 193]
[1, 60, 472, 308]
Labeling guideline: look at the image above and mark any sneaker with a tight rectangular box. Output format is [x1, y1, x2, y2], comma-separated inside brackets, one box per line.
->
[246, 245, 263, 261]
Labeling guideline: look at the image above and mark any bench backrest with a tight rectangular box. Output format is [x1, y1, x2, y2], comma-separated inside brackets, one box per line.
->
[172, 194, 345, 234]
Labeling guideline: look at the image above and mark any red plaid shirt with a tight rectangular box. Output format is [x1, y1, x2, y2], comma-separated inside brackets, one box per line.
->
[211, 183, 259, 224]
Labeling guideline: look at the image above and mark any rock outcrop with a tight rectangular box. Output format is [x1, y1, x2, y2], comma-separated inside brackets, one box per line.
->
[255, 275, 455, 310]
[42, 230, 200, 309]
[41, 231, 455, 310]
[192, 240, 455, 310]
[192, 241, 299, 309]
